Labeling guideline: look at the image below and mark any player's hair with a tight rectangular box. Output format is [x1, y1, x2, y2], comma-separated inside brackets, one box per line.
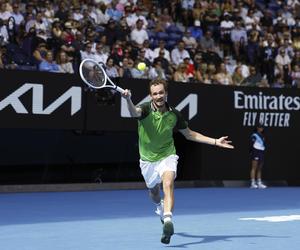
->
[149, 79, 168, 93]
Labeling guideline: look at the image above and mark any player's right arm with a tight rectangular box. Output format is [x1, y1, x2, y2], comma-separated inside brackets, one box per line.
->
[122, 89, 142, 118]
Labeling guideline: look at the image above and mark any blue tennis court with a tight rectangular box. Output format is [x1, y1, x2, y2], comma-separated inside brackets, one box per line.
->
[0, 187, 299, 250]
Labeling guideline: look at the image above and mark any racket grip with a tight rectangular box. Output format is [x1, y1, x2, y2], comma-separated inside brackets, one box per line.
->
[115, 86, 125, 94]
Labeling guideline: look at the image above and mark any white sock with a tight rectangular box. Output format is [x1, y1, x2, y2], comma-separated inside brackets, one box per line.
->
[163, 212, 172, 223]
[251, 179, 256, 184]
[257, 179, 262, 184]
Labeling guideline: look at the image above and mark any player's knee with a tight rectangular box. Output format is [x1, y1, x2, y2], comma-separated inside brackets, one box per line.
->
[163, 180, 174, 190]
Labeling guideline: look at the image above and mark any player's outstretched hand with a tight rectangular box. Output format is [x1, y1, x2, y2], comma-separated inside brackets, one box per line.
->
[216, 136, 234, 149]
[121, 89, 132, 100]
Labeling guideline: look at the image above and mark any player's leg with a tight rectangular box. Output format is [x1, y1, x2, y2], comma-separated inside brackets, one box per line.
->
[149, 184, 164, 223]
[139, 159, 165, 222]
[161, 171, 175, 244]
[149, 184, 161, 204]
[162, 171, 175, 215]
[250, 159, 258, 188]
[156, 154, 178, 244]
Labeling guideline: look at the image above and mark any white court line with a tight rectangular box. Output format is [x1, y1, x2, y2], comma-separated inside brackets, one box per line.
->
[239, 215, 300, 222]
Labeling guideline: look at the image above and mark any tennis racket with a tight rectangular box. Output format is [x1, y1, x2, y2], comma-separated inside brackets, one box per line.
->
[79, 58, 125, 93]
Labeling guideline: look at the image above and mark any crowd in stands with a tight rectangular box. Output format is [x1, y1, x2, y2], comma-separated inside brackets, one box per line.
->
[0, 0, 300, 88]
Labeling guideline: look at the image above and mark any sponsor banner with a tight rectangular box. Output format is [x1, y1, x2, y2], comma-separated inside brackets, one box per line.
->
[0, 70, 85, 129]
[1, 71, 299, 132]
[234, 89, 300, 128]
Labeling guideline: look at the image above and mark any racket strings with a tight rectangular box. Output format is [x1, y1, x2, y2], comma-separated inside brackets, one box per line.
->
[82, 62, 106, 88]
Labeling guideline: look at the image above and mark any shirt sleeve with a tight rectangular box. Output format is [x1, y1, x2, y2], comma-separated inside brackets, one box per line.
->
[173, 109, 188, 129]
[137, 102, 151, 120]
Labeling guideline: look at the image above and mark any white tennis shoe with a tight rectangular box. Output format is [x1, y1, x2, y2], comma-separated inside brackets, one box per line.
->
[257, 182, 267, 189]
[250, 182, 258, 188]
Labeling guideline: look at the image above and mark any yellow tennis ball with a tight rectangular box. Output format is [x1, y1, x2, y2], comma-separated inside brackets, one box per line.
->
[137, 62, 146, 71]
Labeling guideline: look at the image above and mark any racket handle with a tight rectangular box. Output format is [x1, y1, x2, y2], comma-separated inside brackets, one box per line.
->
[115, 86, 125, 94]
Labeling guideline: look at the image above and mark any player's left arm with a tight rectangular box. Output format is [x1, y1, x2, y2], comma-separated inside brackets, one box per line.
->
[179, 127, 234, 149]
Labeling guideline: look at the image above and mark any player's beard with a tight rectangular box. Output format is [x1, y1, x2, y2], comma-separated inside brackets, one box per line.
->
[153, 97, 166, 110]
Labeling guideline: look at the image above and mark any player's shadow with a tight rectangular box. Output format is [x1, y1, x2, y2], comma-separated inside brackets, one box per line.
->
[167, 232, 288, 248]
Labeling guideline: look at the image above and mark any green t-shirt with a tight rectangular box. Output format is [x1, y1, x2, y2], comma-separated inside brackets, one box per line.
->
[137, 101, 188, 162]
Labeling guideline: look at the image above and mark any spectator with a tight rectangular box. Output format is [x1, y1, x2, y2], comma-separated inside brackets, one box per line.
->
[275, 48, 292, 85]
[272, 74, 285, 88]
[80, 42, 95, 61]
[181, 0, 195, 26]
[188, 19, 203, 41]
[142, 40, 155, 63]
[72, 6, 83, 22]
[232, 65, 245, 85]
[231, 20, 247, 60]
[223, 56, 235, 75]
[173, 63, 189, 82]
[171, 41, 190, 66]
[202, 47, 222, 67]
[119, 57, 133, 78]
[61, 21, 75, 45]
[0, 45, 17, 69]
[153, 50, 173, 79]
[247, 28, 260, 66]
[291, 65, 300, 88]
[39, 50, 60, 72]
[199, 30, 215, 51]
[10, 3, 24, 27]
[103, 19, 119, 46]
[105, 57, 119, 78]
[54, 2, 68, 22]
[124, 3, 137, 28]
[116, 17, 131, 43]
[159, 7, 174, 30]
[32, 42, 48, 63]
[261, 10, 273, 28]
[0, 19, 9, 46]
[260, 34, 277, 84]
[130, 19, 149, 48]
[136, 48, 151, 68]
[51, 20, 63, 42]
[214, 63, 233, 85]
[279, 38, 294, 59]
[202, 64, 216, 84]
[192, 1, 205, 21]
[153, 40, 171, 62]
[221, 0, 234, 14]
[235, 59, 250, 78]
[93, 42, 109, 65]
[149, 60, 167, 80]
[0, 2, 11, 21]
[220, 13, 235, 57]
[95, 2, 110, 26]
[202, 10, 220, 40]
[133, 8, 148, 29]
[56, 50, 74, 74]
[243, 9, 259, 31]
[106, 1, 123, 22]
[183, 57, 195, 81]
[241, 66, 262, 87]
[110, 41, 124, 66]
[182, 30, 197, 50]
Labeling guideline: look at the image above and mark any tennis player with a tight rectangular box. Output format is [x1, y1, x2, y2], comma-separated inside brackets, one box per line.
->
[122, 79, 234, 244]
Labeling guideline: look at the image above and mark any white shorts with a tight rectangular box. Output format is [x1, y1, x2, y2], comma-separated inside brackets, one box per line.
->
[139, 154, 179, 189]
